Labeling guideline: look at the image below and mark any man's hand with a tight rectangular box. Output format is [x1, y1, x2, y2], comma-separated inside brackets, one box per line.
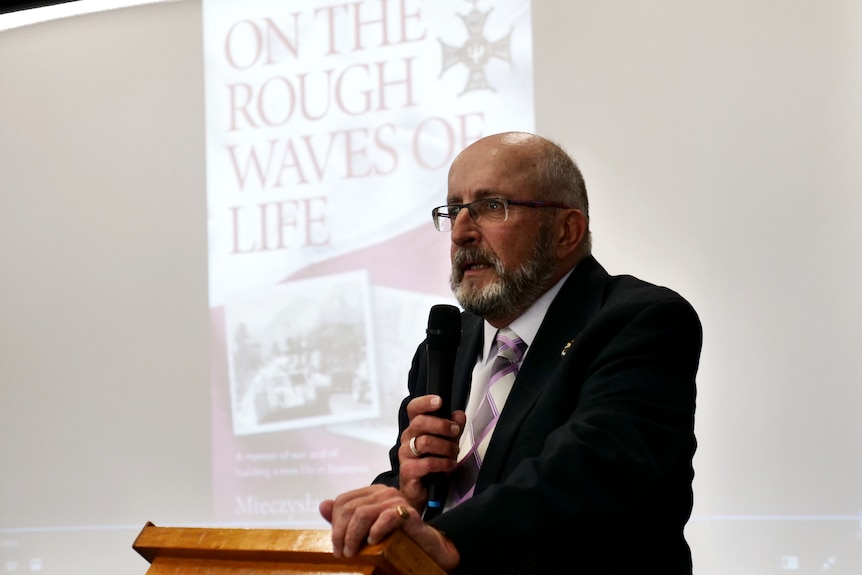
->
[398, 395, 466, 509]
[319, 484, 460, 571]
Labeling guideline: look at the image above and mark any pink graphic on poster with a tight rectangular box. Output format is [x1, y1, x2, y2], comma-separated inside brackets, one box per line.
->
[203, 0, 534, 526]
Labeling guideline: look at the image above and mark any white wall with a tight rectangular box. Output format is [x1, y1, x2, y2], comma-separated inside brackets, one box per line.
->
[0, 3, 209, 573]
[534, 3, 862, 571]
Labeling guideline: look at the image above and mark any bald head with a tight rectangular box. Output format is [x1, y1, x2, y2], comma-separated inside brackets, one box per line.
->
[450, 132, 591, 256]
[451, 132, 544, 180]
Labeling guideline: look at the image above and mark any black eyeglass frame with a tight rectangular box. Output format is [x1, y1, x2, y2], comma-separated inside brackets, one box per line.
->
[431, 197, 571, 232]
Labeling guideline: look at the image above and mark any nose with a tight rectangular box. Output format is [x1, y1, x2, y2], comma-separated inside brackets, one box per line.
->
[450, 208, 480, 246]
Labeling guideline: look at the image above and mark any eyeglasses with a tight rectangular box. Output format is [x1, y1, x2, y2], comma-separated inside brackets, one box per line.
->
[431, 197, 571, 232]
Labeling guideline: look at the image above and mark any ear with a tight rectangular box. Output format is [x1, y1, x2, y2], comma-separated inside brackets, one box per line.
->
[556, 209, 588, 260]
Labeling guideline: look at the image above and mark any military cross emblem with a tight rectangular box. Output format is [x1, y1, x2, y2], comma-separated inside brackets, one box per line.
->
[439, 1, 514, 95]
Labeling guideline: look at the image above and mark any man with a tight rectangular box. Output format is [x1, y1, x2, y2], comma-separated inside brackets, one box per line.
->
[319, 132, 702, 573]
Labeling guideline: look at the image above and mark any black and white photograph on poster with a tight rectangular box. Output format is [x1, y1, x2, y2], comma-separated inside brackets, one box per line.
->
[224, 271, 379, 436]
[326, 285, 459, 447]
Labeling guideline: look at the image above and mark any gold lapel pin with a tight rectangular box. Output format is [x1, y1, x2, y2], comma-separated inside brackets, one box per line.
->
[561, 340, 574, 357]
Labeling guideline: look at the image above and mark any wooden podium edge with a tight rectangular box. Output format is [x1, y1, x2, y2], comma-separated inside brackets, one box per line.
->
[133, 522, 447, 575]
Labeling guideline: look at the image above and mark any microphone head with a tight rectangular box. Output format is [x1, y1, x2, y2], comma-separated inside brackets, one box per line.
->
[426, 304, 461, 350]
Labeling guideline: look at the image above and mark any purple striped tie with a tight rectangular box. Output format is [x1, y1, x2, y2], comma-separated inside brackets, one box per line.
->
[452, 327, 526, 504]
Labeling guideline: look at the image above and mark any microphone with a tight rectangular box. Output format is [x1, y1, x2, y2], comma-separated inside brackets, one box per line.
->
[422, 304, 461, 520]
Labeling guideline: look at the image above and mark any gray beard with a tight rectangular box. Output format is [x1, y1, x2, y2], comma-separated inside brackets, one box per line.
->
[449, 226, 557, 321]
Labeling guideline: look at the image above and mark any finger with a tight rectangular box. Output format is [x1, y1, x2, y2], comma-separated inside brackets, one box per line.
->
[341, 501, 377, 557]
[402, 414, 461, 445]
[406, 433, 461, 460]
[451, 409, 467, 432]
[341, 490, 405, 557]
[319, 499, 334, 523]
[398, 451, 459, 480]
[405, 394, 443, 419]
[410, 434, 422, 457]
[327, 488, 375, 556]
[330, 486, 400, 557]
[367, 505, 413, 546]
[328, 493, 352, 557]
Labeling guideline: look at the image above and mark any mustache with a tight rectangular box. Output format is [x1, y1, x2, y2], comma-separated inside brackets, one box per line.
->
[451, 246, 504, 281]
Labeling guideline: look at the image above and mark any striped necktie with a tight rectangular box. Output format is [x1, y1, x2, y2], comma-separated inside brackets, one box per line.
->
[452, 327, 526, 504]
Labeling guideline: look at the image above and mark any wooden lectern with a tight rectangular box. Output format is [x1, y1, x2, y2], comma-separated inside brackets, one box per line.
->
[133, 522, 448, 575]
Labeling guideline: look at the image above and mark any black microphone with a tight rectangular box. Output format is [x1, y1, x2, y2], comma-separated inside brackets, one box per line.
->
[422, 304, 461, 520]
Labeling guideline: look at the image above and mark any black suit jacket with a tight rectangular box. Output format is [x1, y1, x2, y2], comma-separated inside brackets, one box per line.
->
[373, 256, 702, 574]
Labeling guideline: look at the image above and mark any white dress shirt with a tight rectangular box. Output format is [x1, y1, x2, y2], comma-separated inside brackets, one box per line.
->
[458, 268, 574, 463]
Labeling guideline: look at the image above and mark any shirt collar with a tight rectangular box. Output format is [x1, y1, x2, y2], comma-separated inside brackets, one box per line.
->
[480, 267, 575, 363]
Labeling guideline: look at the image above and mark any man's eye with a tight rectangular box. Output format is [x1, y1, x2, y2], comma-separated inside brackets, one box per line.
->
[448, 206, 462, 217]
[485, 199, 503, 211]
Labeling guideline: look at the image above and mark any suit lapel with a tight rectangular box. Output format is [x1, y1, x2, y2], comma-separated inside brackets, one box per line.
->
[475, 257, 609, 493]
[452, 312, 483, 411]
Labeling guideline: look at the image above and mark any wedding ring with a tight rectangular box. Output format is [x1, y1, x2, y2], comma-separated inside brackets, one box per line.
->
[396, 505, 410, 521]
[409, 436, 421, 457]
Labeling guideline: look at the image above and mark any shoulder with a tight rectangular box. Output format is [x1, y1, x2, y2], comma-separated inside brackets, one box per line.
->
[573, 256, 697, 315]
[552, 257, 701, 346]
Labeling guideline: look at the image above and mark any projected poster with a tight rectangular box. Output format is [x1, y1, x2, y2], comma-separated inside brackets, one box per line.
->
[203, 0, 533, 526]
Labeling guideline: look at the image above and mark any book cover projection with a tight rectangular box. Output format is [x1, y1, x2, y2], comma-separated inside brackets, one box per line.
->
[202, 0, 534, 525]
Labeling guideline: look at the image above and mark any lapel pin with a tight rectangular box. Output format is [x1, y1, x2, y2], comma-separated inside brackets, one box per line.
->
[561, 340, 574, 357]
